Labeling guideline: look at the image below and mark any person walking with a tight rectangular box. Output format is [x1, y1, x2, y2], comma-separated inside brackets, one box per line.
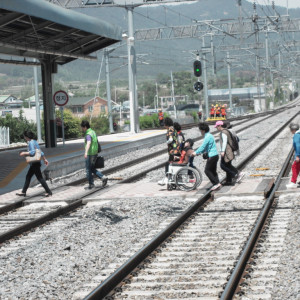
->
[16, 130, 52, 197]
[81, 120, 107, 189]
[158, 117, 180, 185]
[215, 121, 244, 185]
[286, 123, 300, 189]
[191, 122, 221, 191]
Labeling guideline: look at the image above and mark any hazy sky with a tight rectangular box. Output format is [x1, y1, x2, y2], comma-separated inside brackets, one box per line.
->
[253, 0, 300, 9]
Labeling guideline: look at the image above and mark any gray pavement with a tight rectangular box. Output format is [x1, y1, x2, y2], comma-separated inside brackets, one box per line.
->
[0, 130, 165, 196]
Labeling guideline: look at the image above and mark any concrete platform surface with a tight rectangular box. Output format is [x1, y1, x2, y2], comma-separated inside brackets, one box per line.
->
[0, 129, 165, 195]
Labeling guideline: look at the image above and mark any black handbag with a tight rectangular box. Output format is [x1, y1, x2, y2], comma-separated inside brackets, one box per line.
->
[203, 152, 208, 160]
[95, 156, 104, 168]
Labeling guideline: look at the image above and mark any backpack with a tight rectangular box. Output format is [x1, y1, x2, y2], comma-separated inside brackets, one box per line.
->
[226, 129, 239, 151]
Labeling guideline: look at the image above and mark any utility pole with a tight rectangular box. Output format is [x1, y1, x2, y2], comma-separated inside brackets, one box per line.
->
[126, 6, 139, 133]
[265, 28, 271, 110]
[253, 2, 261, 110]
[156, 82, 159, 109]
[226, 52, 233, 114]
[202, 36, 209, 120]
[33, 58, 42, 143]
[171, 71, 177, 119]
[104, 49, 114, 133]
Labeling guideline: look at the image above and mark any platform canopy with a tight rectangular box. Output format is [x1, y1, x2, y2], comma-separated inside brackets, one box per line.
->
[0, 0, 123, 64]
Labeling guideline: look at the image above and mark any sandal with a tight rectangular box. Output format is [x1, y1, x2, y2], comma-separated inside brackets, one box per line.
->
[16, 192, 26, 197]
[44, 193, 52, 197]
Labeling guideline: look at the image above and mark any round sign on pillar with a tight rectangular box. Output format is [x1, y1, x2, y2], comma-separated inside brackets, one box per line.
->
[53, 90, 69, 106]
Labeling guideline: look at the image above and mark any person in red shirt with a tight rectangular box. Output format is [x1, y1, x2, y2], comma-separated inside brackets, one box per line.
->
[221, 105, 226, 119]
[158, 109, 164, 127]
[210, 105, 215, 118]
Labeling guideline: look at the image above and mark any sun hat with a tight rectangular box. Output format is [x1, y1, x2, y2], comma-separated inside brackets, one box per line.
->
[214, 120, 224, 128]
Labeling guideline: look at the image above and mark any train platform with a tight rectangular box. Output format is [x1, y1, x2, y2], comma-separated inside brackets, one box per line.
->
[1, 174, 298, 207]
[0, 129, 165, 195]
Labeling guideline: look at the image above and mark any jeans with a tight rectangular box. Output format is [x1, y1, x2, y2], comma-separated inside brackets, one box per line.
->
[205, 155, 219, 185]
[85, 155, 104, 185]
[22, 162, 51, 194]
[220, 157, 238, 183]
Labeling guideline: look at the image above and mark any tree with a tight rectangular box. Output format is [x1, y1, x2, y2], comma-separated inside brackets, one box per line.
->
[0, 110, 36, 143]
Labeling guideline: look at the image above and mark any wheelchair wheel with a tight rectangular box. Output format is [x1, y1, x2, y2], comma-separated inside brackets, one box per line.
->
[191, 166, 203, 188]
[175, 167, 200, 191]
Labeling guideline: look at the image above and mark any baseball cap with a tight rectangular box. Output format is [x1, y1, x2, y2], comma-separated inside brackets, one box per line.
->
[214, 121, 224, 128]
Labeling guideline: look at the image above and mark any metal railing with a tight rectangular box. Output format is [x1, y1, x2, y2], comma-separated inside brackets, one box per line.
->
[0, 126, 10, 147]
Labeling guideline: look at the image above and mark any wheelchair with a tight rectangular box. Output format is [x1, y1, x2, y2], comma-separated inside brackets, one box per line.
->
[166, 162, 202, 191]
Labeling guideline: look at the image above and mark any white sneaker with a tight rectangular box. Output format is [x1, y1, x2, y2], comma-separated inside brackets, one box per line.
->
[158, 177, 168, 186]
[210, 183, 222, 191]
[236, 172, 245, 183]
[286, 182, 298, 189]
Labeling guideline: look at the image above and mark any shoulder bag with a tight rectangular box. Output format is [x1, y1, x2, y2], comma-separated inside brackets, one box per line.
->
[25, 147, 42, 163]
[95, 155, 104, 168]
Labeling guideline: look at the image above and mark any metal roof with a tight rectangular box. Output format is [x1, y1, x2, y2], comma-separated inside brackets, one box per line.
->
[208, 87, 265, 97]
[0, 0, 122, 64]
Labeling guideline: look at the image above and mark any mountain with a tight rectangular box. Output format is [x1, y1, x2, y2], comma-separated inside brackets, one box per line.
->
[1, 0, 299, 83]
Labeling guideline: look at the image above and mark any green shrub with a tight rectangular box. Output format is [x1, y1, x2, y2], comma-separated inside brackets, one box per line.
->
[56, 109, 81, 139]
[0, 110, 36, 143]
[82, 114, 109, 135]
[140, 115, 154, 129]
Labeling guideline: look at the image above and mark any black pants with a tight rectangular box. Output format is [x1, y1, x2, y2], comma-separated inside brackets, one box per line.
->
[205, 155, 219, 185]
[220, 157, 238, 183]
[22, 162, 51, 194]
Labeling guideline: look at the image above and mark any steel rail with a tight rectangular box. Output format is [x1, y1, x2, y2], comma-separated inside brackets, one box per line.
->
[220, 146, 294, 300]
[0, 111, 296, 246]
[83, 112, 299, 300]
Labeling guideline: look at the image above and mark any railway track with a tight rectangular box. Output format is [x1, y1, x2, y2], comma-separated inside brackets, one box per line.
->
[0, 103, 299, 299]
[73, 111, 299, 299]
[0, 107, 296, 245]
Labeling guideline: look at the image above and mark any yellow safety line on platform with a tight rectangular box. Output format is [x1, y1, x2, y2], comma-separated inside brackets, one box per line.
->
[250, 174, 265, 177]
[113, 130, 166, 143]
[0, 161, 27, 188]
[0, 149, 82, 188]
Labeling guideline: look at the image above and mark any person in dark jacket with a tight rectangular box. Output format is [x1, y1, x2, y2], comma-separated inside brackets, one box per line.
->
[158, 117, 180, 185]
[16, 131, 52, 197]
[286, 123, 300, 189]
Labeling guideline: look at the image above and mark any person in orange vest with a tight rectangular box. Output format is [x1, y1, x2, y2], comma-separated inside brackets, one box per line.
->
[215, 105, 221, 117]
[221, 105, 226, 119]
[210, 105, 215, 118]
[158, 109, 164, 127]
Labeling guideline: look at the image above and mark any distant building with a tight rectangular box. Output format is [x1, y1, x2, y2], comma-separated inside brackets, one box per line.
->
[159, 95, 188, 110]
[65, 96, 108, 117]
[24, 95, 43, 107]
[0, 95, 23, 109]
[208, 87, 265, 106]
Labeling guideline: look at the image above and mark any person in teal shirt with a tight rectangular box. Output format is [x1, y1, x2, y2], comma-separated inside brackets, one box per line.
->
[81, 120, 107, 189]
[192, 122, 221, 191]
